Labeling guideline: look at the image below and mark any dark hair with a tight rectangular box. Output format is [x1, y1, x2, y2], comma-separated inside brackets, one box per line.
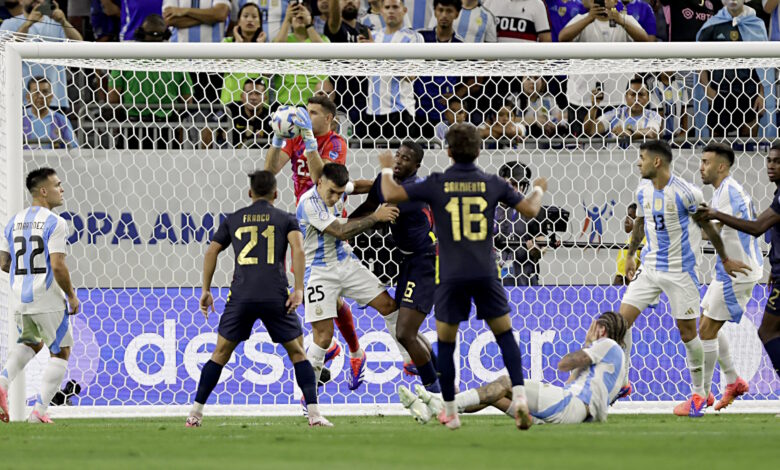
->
[639, 139, 672, 164]
[136, 14, 171, 41]
[307, 94, 337, 118]
[771, 142, 780, 153]
[499, 161, 531, 183]
[434, 0, 462, 11]
[628, 75, 645, 89]
[27, 76, 50, 91]
[26, 167, 57, 193]
[321, 163, 350, 186]
[400, 140, 425, 165]
[703, 142, 735, 167]
[446, 123, 482, 163]
[627, 202, 637, 211]
[596, 311, 628, 347]
[248, 170, 277, 197]
[243, 78, 266, 91]
[232, 3, 264, 41]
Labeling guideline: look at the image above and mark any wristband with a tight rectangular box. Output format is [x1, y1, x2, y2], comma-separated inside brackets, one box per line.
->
[345, 181, 355, 195]
[531, 186, 544, 198]
[271, 136, 285, 148]
[304, 138, 318, 152]
[381, 168, 393, 177]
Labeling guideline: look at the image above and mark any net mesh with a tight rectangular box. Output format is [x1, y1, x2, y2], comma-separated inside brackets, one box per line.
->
[1, 36, 778, 413]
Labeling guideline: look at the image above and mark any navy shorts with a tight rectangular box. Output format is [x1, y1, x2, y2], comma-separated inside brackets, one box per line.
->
[218, 300, 302, 344]
[396, 251, 436, 315]
[766, 280, 780, 317]
[434, 277, 510, 324]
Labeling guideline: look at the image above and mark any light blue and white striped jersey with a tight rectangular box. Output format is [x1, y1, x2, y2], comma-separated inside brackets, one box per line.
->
[650, 76, 688, 139]
[448, 3, 497, 42]
[163, 0, 231, 43]
[405, 0, 434, 29]
[636, 175, 704, 277]
[296, 186, 355, 268]
[1, 206, 69, 314]
[360, 12, 411, 32]
[368, 28, 424, 115]
[764, 0, 780, 40]
[599, 106, 663, 137]
[710, 176, 763, 283]
[564, 337, 624, 422]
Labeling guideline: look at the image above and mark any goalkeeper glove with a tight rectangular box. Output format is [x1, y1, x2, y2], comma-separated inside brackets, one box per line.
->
[294, 108, 318, 152]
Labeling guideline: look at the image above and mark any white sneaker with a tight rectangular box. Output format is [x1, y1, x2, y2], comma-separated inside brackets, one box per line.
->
[510, 396, 532, 431]
[398, 385, 431, 424]
[415, 384, 443, 416]
[308, 415, 334, 427]
[28, 409, 54, 424]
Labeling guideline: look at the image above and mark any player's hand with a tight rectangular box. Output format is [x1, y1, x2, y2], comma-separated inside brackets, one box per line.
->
[200, 290, 215, 319]
[584, 320, 599, 346]
[624, 257, 637, 281]
[374, 203, 399, 223]
[293, 107, 313, 132]
[723, 258, 751, 278]
[607, 8, 624, 26]
[694, 203, 716, 222]
[286, 288, 304, 313]
[163, 7, 185, 22]
[66, 294, 80, 315]
[26, 4, 43, 24]
[378, 150, 394, 170]
[532, 177, 547, 193]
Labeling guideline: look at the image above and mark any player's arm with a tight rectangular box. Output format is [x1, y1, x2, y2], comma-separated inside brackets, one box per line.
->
[698, 204, 780, 238]
[351, 179, 375, 195]
[50, 253, 79, 315]
[513, 177, 547, 218]
[378, 151, 410, 203]
[163, 7, 202, 28]
[623, 215, 645, 280]
[182, 2, 229, 24]
[558, 350, 592, 372]
[697, 217, 751, 277]
[323, 204, 398, 241]
[200, 240, 227, 318]
[286, 231, 305, 313]
[264, 145, 291, 175]
[0, 250, 10, 273]
[293, 108, 325, 182]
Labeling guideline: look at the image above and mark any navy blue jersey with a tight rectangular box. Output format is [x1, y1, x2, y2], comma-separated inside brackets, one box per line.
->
[768, 187, 780, 279]
[370, 173, 434, 254]
[404, 162, 524, 282]
[212, 200, 299, 303]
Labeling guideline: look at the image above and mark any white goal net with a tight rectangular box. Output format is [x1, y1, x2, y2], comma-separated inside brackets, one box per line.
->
[1, 39, 778, 417]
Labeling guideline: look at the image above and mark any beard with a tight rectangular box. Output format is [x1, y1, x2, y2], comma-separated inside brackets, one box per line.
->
[342, 5, 358, 20]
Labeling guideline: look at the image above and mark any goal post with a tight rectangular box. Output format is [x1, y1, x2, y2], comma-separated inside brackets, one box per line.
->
[1, 40, 779, 419]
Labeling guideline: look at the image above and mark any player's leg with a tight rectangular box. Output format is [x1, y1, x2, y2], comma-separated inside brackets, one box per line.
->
[0, 314, 43, 423]
[186, 334, 239, 427]
[304, 269, 340, 385]
[27, 311, 74, 424]
[758, 307, 780, 379]
[618, 267, 662, 392]
[455, 375, 512, 415]
[334, 296, 362, 357]
[281, 335, 332, 427]
[397, 307, 439, 389]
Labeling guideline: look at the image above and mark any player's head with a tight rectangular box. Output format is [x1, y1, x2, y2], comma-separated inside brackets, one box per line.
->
[248, 170, 278, 202]
[638, 139, 672, 179]
[27, 76, 52, 111]
[625, 76, 649, 114]
[700, 142, 734, 186]
[767, 142, 780, 184]
[381, 0, 407, 29]
[522, 76, 546, 96]
[136, 14, 170, 42]
[594, 311, 628, 346]
[236, 3, 263, 39]
[446, 122, 481, 164]
[241, 78, 266, 110]
[444, 96, 467, 125]
[433, 0, 461, 29]
[499, 161, 531, 193]
[307, 94, 337, 136]
[394, 141, 425, 180]
[625, 202, 637, 233]
[341, 0, 360, 20]
[317, 163, 350, 207]
[26, 167, 64, 208]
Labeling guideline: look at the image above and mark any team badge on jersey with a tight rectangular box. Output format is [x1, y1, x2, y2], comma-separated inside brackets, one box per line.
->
[654, 197, 663, 211]
[730, 30, 739, 41]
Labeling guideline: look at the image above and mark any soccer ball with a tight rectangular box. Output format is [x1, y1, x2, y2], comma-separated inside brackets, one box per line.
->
[271, 105, 300, 139]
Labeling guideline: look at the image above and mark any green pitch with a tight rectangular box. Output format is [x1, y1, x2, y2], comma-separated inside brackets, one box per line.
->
[1, 414, 777, 469]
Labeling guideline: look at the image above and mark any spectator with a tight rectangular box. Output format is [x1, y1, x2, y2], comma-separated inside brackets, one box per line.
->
[697, 0, 767, 138]
[451, 0, 496, 42]
[479, 104, 525, 148]
[517, 75, 565, 138]
[119, 0, 163, 41]
[415, 0, 463, 138]
[325, 0, 372, 42]
[23, 77, 78, 149]
[223, 78, 272, 149]
[649, 71, 689, 140]
[585, 76, 662, 141]
[107, 14, 193, 149]
[0, 0, 83, 112]
[220, 3, 267, 105]
[764, 0, 780, 39]
[0, 0, 23, 19]
[68, 0, 92, 39]
[434, 96, 469, 141]
[546, 0, 585, 42]
[405, 0, 434, 29]
[645, 0, 667, 42]
[482, 0, 551, 42]
[231, 0, 285, 41]
[357, 0, 423, 141]
[613, 203, 642, 286]
[559, 0, 648, 136]
[614, 0, 657, 40]
[361, 0, 411, 31]
[92, 0, 121, 41]
[272, 2, 331, 107]
[659, 0, 716, 42]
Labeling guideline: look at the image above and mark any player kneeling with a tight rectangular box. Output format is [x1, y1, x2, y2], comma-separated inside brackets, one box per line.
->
[186, 171, 330, 428]
[400, 312, 627, 425]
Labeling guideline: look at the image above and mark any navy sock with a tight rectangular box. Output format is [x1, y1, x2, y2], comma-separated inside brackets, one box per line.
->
[437, 340, 456, 402]
[763, 337, 780, 378]
[417, 359, 439, 388]
[495, 330, 525, 386]
[294, 360, 318, 405]
[195, 360, 224, 405]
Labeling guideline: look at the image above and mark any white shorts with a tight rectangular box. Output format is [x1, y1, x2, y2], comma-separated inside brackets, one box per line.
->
[621, 268, 701, 320]
[526, 380, 588, 425]
[304, 258, 386, 323]
[15, 310, 73, 354]
[701, 279, 755, 323]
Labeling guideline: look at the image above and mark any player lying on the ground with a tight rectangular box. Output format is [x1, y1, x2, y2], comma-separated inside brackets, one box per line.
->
[399, 312, 627, 425]
[187, 171, 331, 428]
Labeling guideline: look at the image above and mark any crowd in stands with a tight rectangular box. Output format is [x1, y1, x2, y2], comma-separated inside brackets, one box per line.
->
[0, 0, 777, 149]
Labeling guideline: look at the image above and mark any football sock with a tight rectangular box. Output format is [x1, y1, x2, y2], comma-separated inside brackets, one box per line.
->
[0, 343, 35, 391]
[33, 357, 68, 415]
[190, 402, 204, 416]
[683, 337, 705, 397]
[293, 360, 318, 406]
[308, 343, 328, 384]
[701, 338, 718, 397]
[382, 310, 412, 363]
[495, 330, 525, 387]
[621, 327, 633, 386]
[194, 360, 224, 406]
[416, 359, 438, 389]
[717, 330, 739, 384]
[763, 337, 780, 378]
[444, 400, 457, 417]
[455, 389, 480, 413]
[437, 340, 456, 402]
[335, 302, 360, 354]
[512, 385, 526, 402]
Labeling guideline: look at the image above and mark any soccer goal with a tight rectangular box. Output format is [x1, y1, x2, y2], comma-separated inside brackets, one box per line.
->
[1, 38, 778, 419]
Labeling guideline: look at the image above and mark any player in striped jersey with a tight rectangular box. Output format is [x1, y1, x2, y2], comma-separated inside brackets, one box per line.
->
[692, 143, 761, 415]
[0, 168, 79, 424]
[619, 140, 750, 417]
[449, 0, 497, 42]
[163, 0, 231, 43]
[361, 0, 411, 32]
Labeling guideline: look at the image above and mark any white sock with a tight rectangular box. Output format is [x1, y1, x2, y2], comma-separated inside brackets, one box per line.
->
[0, 343, 36, 391]
[512, 385, 526, 401]
[190, 402, 204, 416]
[444, 400, 457, 417]
[33, 357, 68, 415]
[717, 330, 739, 384]
[307, 403, 321, 418]
[382, 310, 412, 363]
[454, 389, 480, 413]
[621, 327, 633, 387]
[308, 343, 328, 384]
[349, 348, 364, 359]
[683, 337, 705, 397]
[701, 338, 719, 398]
